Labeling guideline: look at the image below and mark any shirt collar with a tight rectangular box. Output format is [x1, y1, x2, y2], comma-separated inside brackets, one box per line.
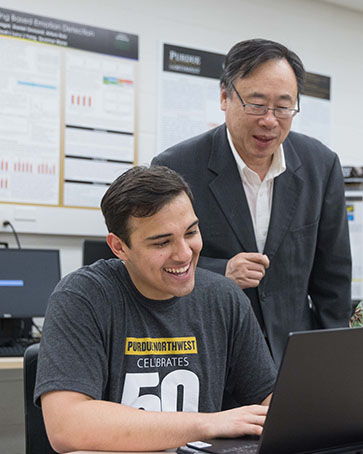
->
[227, 127, 286, 182]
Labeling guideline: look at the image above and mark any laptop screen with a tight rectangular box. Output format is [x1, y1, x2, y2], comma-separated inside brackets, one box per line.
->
[259, 327, 363, 453]
[183, 327, 363, 454]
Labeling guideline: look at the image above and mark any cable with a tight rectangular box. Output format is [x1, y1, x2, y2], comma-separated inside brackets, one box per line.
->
[31, 320, 43, 337]
[3, 220, 21, 249]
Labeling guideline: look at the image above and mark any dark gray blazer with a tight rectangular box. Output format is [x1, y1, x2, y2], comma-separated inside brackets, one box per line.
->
[152, 124, 352, 365]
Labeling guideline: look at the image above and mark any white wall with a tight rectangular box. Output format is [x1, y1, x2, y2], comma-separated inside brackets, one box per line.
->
[0, 0, 363, 275]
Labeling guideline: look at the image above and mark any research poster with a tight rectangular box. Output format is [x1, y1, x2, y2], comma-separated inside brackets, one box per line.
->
[292, 72, 332, 148]
[0, 36, 61, 205]
[0, 8, 138, 209]
[158, 43, 225, 152]
[346, 191, 363, 301]
[63, 50, 135, 207]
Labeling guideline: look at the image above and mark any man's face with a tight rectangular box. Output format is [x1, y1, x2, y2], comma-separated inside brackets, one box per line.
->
[110, 192, 202, 300]
[220, 58, 298, 171]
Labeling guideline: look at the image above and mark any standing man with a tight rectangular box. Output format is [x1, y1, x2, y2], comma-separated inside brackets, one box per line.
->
[152, 39, 352, 365]
[35, 166, 276, 453]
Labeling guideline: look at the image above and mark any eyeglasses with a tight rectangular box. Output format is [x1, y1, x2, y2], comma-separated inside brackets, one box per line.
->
[231, 82, 300, 119]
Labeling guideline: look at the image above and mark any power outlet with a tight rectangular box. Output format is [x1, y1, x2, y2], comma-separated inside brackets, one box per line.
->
[0, 217, 10, 247]
[0, 217, 5, 231]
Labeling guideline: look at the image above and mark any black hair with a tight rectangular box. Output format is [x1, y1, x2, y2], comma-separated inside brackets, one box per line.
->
[220, 38, 305, 98]
[100, 166, 194, 247]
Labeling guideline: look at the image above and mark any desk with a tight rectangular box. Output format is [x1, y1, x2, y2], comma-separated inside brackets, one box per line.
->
[68, 452, 173, 454]
[0, 357, 25, 454]
[0, 357, 23, 370]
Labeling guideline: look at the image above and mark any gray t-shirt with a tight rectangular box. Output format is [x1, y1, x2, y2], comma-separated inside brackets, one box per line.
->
[35, 259, 276, 412]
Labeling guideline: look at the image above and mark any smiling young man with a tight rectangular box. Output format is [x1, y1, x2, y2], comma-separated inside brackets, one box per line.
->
[152, 39, 353, 366]
[35, 166, 276, 453]
[108, 191, 201, 300]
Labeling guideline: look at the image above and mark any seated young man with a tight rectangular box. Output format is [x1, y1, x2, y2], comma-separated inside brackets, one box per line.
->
[35, 166, 276, 453]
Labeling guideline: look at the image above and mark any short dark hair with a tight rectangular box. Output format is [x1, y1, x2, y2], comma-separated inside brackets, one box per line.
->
[101, 166, 194, 247]
[220, 38, 305, 99]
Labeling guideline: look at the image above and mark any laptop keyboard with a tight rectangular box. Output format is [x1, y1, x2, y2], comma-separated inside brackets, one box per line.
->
[223, 446, 258, 454]
[178, 443, 259, 454]
[205, 439, 259, 454]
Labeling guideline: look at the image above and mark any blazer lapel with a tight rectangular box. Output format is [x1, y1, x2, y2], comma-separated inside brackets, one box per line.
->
[208, 125, 258, 252]
[264, 135, 304, 259]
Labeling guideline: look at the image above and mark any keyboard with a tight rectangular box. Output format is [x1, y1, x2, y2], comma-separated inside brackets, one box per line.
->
[178, 442, 259, 454]
[0, 341, 39, 357]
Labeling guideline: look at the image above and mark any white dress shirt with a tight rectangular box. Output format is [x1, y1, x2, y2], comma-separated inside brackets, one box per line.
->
[227, 129, 286, 253]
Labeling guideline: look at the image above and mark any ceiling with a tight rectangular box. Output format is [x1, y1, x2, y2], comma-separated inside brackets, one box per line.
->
[319, 0, 363, 13]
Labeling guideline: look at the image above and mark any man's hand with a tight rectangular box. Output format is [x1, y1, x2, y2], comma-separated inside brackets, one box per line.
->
[225, 253, 270, 289]
[42, 390, 271, 452]
[209, 404, 269, 438]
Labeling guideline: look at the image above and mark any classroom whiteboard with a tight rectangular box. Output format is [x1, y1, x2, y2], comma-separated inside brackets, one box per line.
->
[0, 7, 138, 235]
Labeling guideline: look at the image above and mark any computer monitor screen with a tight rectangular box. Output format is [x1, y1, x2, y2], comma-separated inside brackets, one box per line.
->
[82, 240, 116, 265]
[0, 249, 61, 318]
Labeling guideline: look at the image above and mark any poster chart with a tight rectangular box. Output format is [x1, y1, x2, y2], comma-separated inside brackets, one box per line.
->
[292, 72, 332, 148]
[0, 35, 60, 205]
[64, 50, 135, 207]
[0, 7, 138, 212]
[158, 43, 225, 152]
[346, 191, 363, 300]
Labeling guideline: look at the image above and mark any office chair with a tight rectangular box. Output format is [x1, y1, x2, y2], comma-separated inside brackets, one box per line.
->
[23, 343, 56, 454]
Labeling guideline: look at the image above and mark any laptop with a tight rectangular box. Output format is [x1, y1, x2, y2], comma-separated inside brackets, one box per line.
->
[179, 327, 363, 454]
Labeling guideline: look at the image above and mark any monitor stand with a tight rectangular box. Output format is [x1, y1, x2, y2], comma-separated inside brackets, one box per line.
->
[0, 318, 33, 345]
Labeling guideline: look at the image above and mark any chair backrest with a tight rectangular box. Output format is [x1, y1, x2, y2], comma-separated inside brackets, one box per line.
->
[23, 343, 56, 454]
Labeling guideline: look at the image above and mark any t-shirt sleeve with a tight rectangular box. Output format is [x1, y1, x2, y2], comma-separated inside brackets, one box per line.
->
[34, 285, 108, 406]
[224, 300, 277, 407]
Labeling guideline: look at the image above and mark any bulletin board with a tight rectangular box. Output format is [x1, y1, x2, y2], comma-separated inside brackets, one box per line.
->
[0, 7, 138, 236]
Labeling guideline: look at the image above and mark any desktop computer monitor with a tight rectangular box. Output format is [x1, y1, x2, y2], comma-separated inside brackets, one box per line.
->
[82, 239, 116, 265]
[0, 248, 61, 342]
